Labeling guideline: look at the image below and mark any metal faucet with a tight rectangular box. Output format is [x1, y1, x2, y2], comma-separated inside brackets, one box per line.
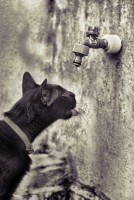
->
[72, 26, 122, 67]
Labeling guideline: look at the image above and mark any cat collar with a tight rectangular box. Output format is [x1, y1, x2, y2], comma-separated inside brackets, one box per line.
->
[4, 117, 34, 154]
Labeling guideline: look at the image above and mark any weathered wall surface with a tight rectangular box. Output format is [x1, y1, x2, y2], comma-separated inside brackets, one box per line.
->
[0, 0, 134, 199]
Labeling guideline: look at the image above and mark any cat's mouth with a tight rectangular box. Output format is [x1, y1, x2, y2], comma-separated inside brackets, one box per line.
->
[59, 96, 79, 119]
[65, 109, 79, 119]
[64, 103, 79, 119]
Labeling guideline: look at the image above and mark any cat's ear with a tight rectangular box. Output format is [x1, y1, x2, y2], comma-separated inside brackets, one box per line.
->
[41, 79, 47, 88]
[22, 72, 37, 94]
[40, 79, 51, 106]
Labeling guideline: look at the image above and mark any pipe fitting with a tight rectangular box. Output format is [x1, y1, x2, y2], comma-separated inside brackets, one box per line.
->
[72, 44, 89, 67]
[102, 35, 122, 54]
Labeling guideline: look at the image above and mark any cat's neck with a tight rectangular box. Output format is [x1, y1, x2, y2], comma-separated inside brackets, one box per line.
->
[18, 116, 48, 142]
[4, 111, 56, 142]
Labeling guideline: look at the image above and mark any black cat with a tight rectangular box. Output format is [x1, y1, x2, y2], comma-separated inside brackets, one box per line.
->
[0, 72, 77, 200]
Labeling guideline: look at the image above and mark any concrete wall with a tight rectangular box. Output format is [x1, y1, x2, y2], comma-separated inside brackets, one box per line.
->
[0, 0, 134, 199]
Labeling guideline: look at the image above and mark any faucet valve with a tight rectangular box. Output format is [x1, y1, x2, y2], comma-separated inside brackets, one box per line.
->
[86, 26, 99, 38]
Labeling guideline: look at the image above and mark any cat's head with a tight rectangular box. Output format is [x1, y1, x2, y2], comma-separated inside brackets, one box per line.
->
[21, 72, 77, 123]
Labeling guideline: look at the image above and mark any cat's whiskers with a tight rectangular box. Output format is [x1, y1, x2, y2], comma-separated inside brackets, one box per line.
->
[77, 103, 90, 104]
[76, 106, 89, 125]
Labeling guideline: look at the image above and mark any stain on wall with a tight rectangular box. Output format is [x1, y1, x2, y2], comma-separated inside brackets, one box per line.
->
[0, 0, 134, 199]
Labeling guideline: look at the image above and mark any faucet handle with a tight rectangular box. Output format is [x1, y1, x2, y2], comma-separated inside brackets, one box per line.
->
[86, 26, 99, 37]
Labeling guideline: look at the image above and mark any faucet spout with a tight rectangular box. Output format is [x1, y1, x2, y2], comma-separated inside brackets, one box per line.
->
[72, 44, 89, 67]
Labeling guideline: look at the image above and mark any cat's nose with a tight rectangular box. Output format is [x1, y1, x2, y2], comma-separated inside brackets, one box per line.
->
[62, 91, 75, 98]
[69, 92, 75, 98]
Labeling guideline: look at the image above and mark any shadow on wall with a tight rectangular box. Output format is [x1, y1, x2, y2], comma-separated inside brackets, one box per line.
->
[16, 0, 58, 69]
[0, 0, 57, 71]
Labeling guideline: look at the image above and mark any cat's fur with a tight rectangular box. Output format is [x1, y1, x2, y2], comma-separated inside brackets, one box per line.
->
[0, 72, 76, 200]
